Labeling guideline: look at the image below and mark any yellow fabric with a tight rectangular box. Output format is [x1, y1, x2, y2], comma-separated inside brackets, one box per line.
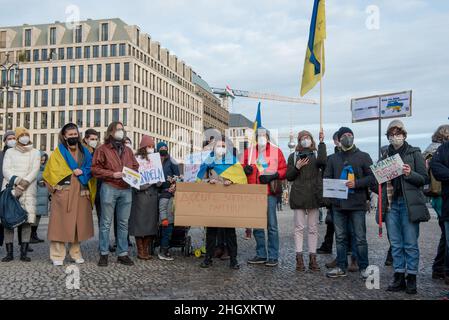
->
[219, 163, 248, 185]
[43, 148, 97, 206]
[300, 0, 326, 97]
[15, 127, 29, 139]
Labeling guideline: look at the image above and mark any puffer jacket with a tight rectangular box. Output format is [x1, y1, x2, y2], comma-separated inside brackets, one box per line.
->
[36, 164, 49, 216]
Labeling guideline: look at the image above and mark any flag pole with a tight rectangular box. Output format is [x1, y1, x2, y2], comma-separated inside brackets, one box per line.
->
[319, 40, 324, 131]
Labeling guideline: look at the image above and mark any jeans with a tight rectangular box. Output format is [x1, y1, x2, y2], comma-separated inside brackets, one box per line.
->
[160, 224, 174, 249]
[206, 227, 237, 259]
[99, 183, 132, 257]
[334, 210, 369, 271]
[253, 195, 279, 261]
[386, 197, 420, 275]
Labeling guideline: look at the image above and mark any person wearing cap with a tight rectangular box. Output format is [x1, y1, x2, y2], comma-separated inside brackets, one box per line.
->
[129, 135, 159, 260]
[157, 141, 180, 261]
[1, 128, 40, 262]
[286, 129, 326, 272]
[323, 127, 374, 280]
[375, 120, 429, 295]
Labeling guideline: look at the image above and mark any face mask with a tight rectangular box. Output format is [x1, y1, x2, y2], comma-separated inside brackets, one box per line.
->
[340, 136, 354, 149]
[88, 140, 98, 149]
[67, 137, 79, 146]
[6, 140, 16, 148]
[19, 136, 30, 145]
[258, 137, 267, 147]
[159, 150, 168, 157]
[300, 138, 312, 148]
[147, 148, 155, 155]
[114, 130, 124, 141]
[215, 147, 226, 157]
[389, 136, 405, 149]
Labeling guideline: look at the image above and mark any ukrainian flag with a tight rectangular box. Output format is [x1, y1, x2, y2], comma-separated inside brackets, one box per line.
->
[300, 0, 326, 97]
[196, 153, 248, 185]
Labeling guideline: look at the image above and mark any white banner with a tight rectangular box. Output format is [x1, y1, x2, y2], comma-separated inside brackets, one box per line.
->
[323, 179, 349, 200]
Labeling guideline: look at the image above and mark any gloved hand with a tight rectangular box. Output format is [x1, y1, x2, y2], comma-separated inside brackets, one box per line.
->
[244, 165, 254, 176]
[161, 219, 169, 227]
[259, 172, 279, 184]
[18, 179, 30, 191]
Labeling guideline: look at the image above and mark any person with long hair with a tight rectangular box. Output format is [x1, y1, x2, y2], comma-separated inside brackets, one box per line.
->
[43, 123, 96, 266]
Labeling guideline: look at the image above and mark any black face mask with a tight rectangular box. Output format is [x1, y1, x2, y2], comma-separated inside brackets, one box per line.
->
[67, 137, 79, 146]
[159, 150, 168, 157]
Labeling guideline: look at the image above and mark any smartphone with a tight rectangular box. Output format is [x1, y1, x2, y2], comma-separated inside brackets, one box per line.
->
[298, 153, 309, 160]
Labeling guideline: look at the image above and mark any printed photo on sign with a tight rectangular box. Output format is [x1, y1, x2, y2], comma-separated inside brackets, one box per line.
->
[122, 167, 141, 190]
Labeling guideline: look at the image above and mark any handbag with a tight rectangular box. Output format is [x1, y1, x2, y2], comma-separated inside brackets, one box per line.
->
[0, 176, 28, 229]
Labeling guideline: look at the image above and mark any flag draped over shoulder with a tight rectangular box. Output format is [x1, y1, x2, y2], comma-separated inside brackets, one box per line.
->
[43, 144, 97, 205]
[300, 0, 326, 97]
[196, 152, 248, 185]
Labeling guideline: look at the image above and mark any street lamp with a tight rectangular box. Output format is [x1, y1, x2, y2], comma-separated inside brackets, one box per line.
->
[0, 51, 22, 133]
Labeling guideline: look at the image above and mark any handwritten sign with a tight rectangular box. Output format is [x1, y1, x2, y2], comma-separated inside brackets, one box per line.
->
[370, 154, 404, 184]
[183, 152, 210, 182]
[138, 153, 166, 186]
[122, 167, 141, 189]
[323, 179, 349, 199]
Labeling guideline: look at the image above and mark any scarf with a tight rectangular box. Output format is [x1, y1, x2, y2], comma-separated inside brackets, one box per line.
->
[58, 143, 92, 186]
[15, 143, 33, 153]
[388, 141, 409, 199]
[340, 164, 355, 194]
[196, 151, 247, 185]
[111, 139, 124, 157]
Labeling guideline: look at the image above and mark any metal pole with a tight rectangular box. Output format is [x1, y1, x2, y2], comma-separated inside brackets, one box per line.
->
[378, 97, 383, 237]
[319, 42, 324, 131]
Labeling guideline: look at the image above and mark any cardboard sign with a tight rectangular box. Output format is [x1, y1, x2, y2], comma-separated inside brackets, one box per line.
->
[323, 179, 349, 199]
[138, 153, 166, 186]
[174, 183, 268, 229]
[122, 167, 141, 189]
[370, 154, 405, 184]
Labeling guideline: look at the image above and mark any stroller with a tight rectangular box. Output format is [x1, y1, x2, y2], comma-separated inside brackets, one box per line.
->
[151, 225, 193, 257]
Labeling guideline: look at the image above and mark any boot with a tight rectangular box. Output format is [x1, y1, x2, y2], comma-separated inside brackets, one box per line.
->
[405, 274, 417, 295]
[146, 236, 154, 257]
[30, 226, 44, 244]
[20, 243, 31, 262]
[296, 253, 305, 271]
[141, 236, 152, 260]
[325, 258, 337, 269]
[230, 257, 240, 270]
[200, 256, 213, 268]
[18, 231, 33, 252]
[309, 253, 320, 272]
[2, 243, 13, 262]
[136, 237, 149, 260]
[348, 256, 359, 272]
[384, 247, 393, 266]
[387, 272, 406, 292]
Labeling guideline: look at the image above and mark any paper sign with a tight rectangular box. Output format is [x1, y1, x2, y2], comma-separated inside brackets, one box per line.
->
[323, 179, 349, 199]
[122, 167, 141, 189]
[351, 96, 380, 123]
[183, 152, 210, 182]
[370, 154, 404, 184]
[138, 153, 166, 186]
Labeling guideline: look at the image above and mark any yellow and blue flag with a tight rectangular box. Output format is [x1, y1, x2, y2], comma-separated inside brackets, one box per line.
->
[196, 152, 248, 185]
[300, 0, 326, 97]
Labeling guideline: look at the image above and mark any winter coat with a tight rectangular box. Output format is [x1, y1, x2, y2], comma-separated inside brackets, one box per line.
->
[36, 165, 49, 216]
[431, 142, 449, 222]
[2, 147, 41, 224]
[159, 156, 180, 199]
[286, 142, 327, 209]
[379, 143, 430, 223]
[323, 147, 374, 212]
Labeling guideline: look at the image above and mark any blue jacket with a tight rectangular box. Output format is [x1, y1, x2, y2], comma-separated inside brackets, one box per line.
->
[36, 166, 49, 216]
[431, 142, 449, 222]
[159, 156, 180, 199]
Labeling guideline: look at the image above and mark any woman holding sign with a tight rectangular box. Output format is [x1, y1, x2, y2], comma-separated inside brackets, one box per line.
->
[129, 135, 160, 260]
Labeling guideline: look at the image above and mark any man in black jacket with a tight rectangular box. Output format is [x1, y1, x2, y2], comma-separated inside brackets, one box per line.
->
[324, 127, 374, 279]
[431, 140, 449, 286]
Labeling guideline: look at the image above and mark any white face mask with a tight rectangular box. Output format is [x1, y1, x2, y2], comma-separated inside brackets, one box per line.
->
[6, 140, 16, 148]
[147, 148, 155, 155]
[19, 136, 30, 145]
[301, 138, 312, 148]
[215, 147, 226, 157]
[88, 140, 98, 149]
[258, 137, 267, 147]
[389, 135, 405, 149]
[114, 130, 124, 141]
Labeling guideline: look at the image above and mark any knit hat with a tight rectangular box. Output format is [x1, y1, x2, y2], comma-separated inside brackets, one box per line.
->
[15, 127, 29, 139]
[337, 127, 354, 140]
[139, 135, 155, 149]
[387, 120, 407, 135]
[157, 142, 168, 152]
[3, 130, 15, 142]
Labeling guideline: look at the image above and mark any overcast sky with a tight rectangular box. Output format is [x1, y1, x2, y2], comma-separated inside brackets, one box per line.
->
[1, 0, 448, 159]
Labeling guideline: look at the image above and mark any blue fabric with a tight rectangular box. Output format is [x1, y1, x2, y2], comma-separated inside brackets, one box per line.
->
[157, 142, 168, 152]
[160, 223, 174, 249]
[196, 151, 239, 180]
[99, 183, 132, 256]
[253, 196, 279, 260]
[307, 0, 322, 75]
[333, 210, 369, 271]
[386, 197, 420, 274]
[340, 164, 355, 194]
[58, 143, 92, 186]
[255, 102, 262, 129]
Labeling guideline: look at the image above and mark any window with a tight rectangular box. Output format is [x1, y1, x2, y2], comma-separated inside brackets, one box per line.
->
[84, 46, 90, 59]
[34, 90, 39, 107]
[67, 47, 73, 59]
[41, 112, 47, 129]
[136, 28, 140, 47]
[40, 134, 47, 151]
[93, 45, 99, 58]
[119, 43, 126, 56]
[59, 88, 65, 106]
[61, 66, 66, 84]
[41, 49, 48, 61]
[106, 64, 111, 81]
[50, 48, 56, 60]
[104, 109, 109, 126]
[101, 45, 108, 57]
[70, 66, 76, 83]
[87, 65, 93, 82]
[50, 134, 55, 151]
[24, 29, 31, 47]
[33, 49, 39, 62]
[25, 68, 31, 86]
[76, 88, 83, 105]
[51, 111, 56, 129]
[114, 63, 120, 81]
[58, 48, 64, 60]
[24, 90, 31, 108]
[124, 63, 130, 81]
[69, 88, 74, 106]
[0, 31, 6, 49]
[78, 66, 84, 83]
[52, 67, 58, 84]
[50, 27, 56, 45]
[123, 85, 128, 103]
[35, 68, 40, 85]
[101, 23, 109, 41]
[75, 25, 82, 43]
[41, 89, 48, 107]
[112, 86, 120, 104]
[51, 89, 56, 107]
[76, 110, 83, 127]
[75, 46, 82, 59]
[94, 87, 101, 105]
[86, 110, 91, 127]
[24, 112, 30, 129]
[123, 108, 127, 126]
[86, 87, 91, 105]
[94, 109, 101, 127]
[110, 44, 117, 57]
[59, 111, 65, 127]
[96, 64, 102, 82]
[43, 68, 48, 85]
[112, 109, 119, 122]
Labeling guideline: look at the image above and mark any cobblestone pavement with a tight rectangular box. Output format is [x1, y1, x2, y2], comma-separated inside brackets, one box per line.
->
[0, 208, 447, 300]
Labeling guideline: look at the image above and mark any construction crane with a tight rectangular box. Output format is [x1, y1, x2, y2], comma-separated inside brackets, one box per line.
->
[211, 85, 318, 110]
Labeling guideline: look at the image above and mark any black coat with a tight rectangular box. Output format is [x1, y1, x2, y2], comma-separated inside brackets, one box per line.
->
[159, 156, 180, 199]
[287, 143, 327, 209]
[378, 144, 430, 223]
[323, 147, 374, 212]
[431, 142, 449, 222]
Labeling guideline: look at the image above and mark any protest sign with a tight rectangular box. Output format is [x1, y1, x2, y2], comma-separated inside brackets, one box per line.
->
[370, 154, 405, 184]
[323, 179, 349, 199]
[138, 153, 165, 186]
[122, 167, 141, 189]
[183, 152, 210, 182]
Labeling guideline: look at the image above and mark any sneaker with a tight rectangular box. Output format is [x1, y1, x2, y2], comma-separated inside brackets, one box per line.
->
[158, 249, 174, 261]
[53, 260, 64, 266]
[117, 255, 134, 266]
[265, 260, 279, 267]
[247, 256, 267, 265]
[200, 258, 213, 268]
[75, 258, 85, 264]
[230, 259, 240, 270]
[326, 267, 347, 278]
[98, 255, 108, 267]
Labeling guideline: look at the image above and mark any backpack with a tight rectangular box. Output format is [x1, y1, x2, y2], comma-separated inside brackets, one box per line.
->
[0, 176, 28, 229]
[424, 154, 442, 197]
